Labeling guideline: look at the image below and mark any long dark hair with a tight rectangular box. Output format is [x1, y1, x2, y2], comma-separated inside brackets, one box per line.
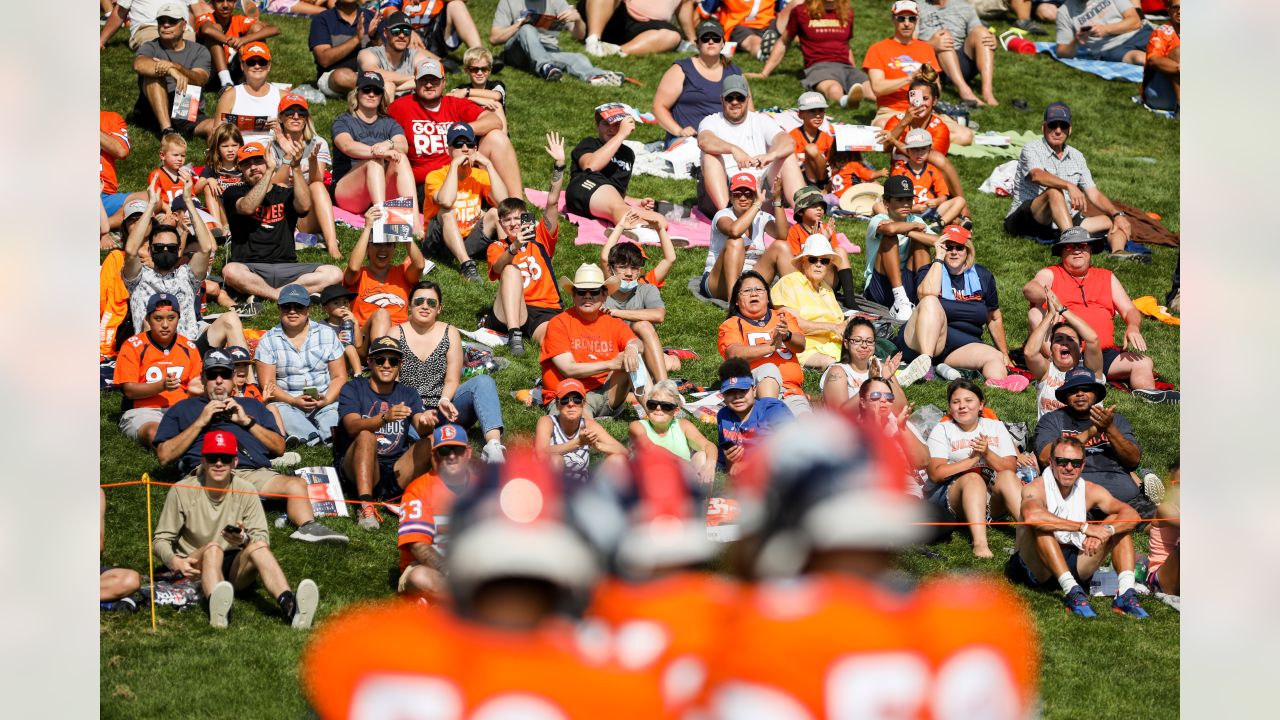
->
[726, 270, 773, 319]
[838, 317, 876, 364]
[946, 378, 985, 405]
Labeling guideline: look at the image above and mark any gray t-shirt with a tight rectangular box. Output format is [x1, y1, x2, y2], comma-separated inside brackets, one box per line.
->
[136, 39, 212, 94]
[365, 45, 425, 76]
[918, 1, 982, 44]
[330, 112, 406, 184]
[124, 264, 204, 341]
[1056, 0, 1149, 56]
[495, 0, 571, 51]
[605, 283, 664, 315]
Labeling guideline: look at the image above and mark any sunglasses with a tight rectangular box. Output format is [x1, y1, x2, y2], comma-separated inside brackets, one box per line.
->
[466, 65, 491, 73]
[724, 94, 747, 104]
[730, 189, 755, 198]
[866, 391, 895, 402]
[699, 34, 723, 44]
[204, 368, 234, 380]
[359, 86, 383, 95]
[1053, 457, 1085, 469]
[895, 15, 918, 23]
[281, 108, 309, 119]
[279, 303, 307, 314]
[157, 16, 183, 26]
[412, 296, 440, 308]
[573, 288, 605, 297]
[1046, 121, 1070, 131]
[204, 453, 236, 465]
[944, 243, 967, 252]
[435, 445, 466, 458]
[559, 394, 585, 406]
[372, 355, 401, 366]
[450, 139, 477, 149]
[243, 58, 269, 68]
[807, 256, 832, 266]
[388, 27, 413, 36]
[1063, 242, 1092, 253]
[151, 243, 179, 253]
[645, 400, 678, 412]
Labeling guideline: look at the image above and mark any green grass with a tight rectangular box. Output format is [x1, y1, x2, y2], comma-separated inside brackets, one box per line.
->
[100, 3, 1178, 717]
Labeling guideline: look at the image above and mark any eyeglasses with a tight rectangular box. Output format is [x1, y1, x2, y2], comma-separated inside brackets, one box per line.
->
[372, 355, 401, 366]
[281, 108, 309, 119]
[204, 453, 236, 466]
[866, 391, 895, 402]
[450, 139, 477, 149]
[466, 65, 491, 73]
[436, 445, 466, 458]
[724, 94, 747, 104]
[807, 257, 832, 266]
[645, 400, 678, 412]
[1046, 121, 1070, 132]
[205, 368, 234, 380]
[846, 337, 875, 347]
[738, 287, 767, 296]
[412, 296, 440, 308]
[559, 394, 585, 406]
[388, 27, 413, 36]
[1053, 457, 1085, 469]
[573, 288, 605, 298]
[894, 15, 918, 23]
[359, 86, 384, 95]
[279, 303, 307, 314]
[699, 34, 723, 44]
[944, 243, 967, 252]
[151, 243, 179, 253]
[157, 16, 183, 26]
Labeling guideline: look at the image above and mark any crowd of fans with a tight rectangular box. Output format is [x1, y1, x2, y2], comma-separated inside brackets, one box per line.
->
[99, 0, 1180, 713]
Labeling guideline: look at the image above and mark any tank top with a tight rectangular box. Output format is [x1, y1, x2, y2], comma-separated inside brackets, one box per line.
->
[366, 45, 418, 78]
[818, 363, 870, 396]
[639, 419, 693, 460]
[397, 325, 450, 408]
[1048, 265, 1117, 350]
[670, 58, 742, 140]
[229, 83, 282, 146]
[1036, 363, 1069, 420]
[550, 417, 591, 484]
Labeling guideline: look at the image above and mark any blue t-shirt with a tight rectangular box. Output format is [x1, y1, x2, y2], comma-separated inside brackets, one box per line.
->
[716, 397, 794, 468]
[912, 263, 1000, 339]
[308, 7, 376, 76]
[153, 397, 282, 475]
[333, 378, 425, 463]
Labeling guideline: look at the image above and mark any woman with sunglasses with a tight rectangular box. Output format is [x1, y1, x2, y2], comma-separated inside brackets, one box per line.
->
[627, 380, 718, 485]
[820, 317, 912, 412]
[854, 376, 929, 494]
[565, 104, 666, 231]
[652, 18, 747, 148]
[750, 0, 873, 110]
[210, 41, 281, 147]
[1024, 285, 1104, 419]
[270, 94, 340, 259]
[394, 281, 509, 464]
[332, 71, 420, 224]
[863, 1, 943, 128]
[718, 270, 810, 414]
[924, 378, 1022, 558]
[768, 234, 850, 371]
[535, 378, 628, 485]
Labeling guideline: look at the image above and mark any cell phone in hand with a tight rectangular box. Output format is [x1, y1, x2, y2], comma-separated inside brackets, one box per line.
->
[223, 525, 245, 541]
[909, 88, 924, 107]
[303, 386, 320, 398]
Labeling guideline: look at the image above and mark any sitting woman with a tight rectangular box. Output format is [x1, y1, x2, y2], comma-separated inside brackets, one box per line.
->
[394, 281, 508, 464]
[1024, 286, 1105, 419]
[651, 18, 747, 148]
[565, 104, 666, 230]
[751, 0, 873, 109]
[627, 381, 718, 485]
[820, 317, 913, 410]
[854, 375, 929, 496]
[331, 72, 420, 227]
[210, 41, 280, 147]
[783, 186, 858, 309]
[702, 173, 789, 302]
[897, 226, 1017, 384]
[271, 94, 340, 258]
[717, 270, 810, 414]
[768, 234, 847, 370]
[924, 379, 1022, 558]
[535, 378, 628, 485]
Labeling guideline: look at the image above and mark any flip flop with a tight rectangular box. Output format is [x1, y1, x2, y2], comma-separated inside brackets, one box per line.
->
[1011, 99, 1031, 112]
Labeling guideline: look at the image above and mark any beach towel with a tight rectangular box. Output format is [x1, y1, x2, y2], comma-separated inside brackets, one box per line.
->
[1034, 43, 1144, 83]
[948, 130, 1040, 160]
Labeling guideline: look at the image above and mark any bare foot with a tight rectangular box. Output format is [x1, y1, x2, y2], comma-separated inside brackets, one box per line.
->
[973, 545, 995, 559]
[983, 94, 1000, 107]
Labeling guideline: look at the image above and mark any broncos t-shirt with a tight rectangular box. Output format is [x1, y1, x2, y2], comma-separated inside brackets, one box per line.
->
[345, 259, 416, 325]
[333, 377, 425, 464]
[222, 183, 300, 264]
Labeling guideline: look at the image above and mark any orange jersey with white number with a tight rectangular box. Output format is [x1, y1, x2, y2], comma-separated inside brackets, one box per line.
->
[486, 221, 562, 310]
[397, 471, 460, 571]
[892, 159, 950, 204]
[830, 153, 879, 197]
[346, 260, 415, 326]
[112, 332, 202, 409]
[101, 111, 130, 195]
[699, 573, 1037, 720]
[148, 167, 187, 207]
[717, 311, 805, 397]
[1146, 24, 1179, 60]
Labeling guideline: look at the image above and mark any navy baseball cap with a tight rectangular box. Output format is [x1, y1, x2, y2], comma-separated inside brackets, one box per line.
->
[883, 175, 915, 199]
[225, 346, 252, 364]
[203, 348, 235, 371]
[146, 292, 180, 315]
[432, 423, 469, 448]
[368, 336, 402, 357]
[356, 70, 385, 91]
[277, 284, 311, 307]
[1044, 102, 1072, 125]
[447, 122, 476, 145]
[720, 375, 755, 393]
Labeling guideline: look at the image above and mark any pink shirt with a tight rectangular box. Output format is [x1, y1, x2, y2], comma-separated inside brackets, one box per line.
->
[626, 0, 681, 22]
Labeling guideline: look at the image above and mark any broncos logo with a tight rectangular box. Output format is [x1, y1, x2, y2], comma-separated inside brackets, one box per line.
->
[364, 292, 408, 309]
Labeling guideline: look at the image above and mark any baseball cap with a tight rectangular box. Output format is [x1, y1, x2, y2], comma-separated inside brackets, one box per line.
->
[432, 423, 470, 449]
[203, 347, 235, 371]
[356, 70, 384, 91]
[903, 128, 933, 149]
[941, 225, 972, 245]
[319, 284, 357, 306]
[720, 375, 755, 393]
[884, 175, 915, 199]
[278, 93, 308, 114]
[155, 2, 188, 21]
[383, 10, 411, 30]
[416, 58, 445, 80]
[224, 346, 252, 365]
[891, 1, 919, 15]
[124, 199, 149, 219]
[447, 122, 477, 145]
[797, 91, 828, 111]
[695, 18, 724, 39]
[557, 378, 587, 401]
[1044, 102, 1072, 125]
[729, 172, 758, 193]
[201, 430, 238, 456]
[721, 74, 750, 99]
[146, 292, 179, 315]
[792, 185, 825, 211]
[236, 142, 267, 163]
[277, 283, 312, 307]
[367, 336, 403, 357]
[241, 42, 271, 62]
[170, 194, 188, 212]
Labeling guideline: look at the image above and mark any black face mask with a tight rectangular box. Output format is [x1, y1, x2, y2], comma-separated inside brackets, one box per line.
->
[152, 251, 179, 271]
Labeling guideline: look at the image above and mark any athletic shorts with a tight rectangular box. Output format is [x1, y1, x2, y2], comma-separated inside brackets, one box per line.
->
[130, 90, 208, 136]
[864, 268, 919, 309]
[1004, 545, 1083, 589]
[577, 0, 678, 46]
[481, 304, 561, 339]
[895, 322, 985, 366]
[243, 262, 324, 289]
[119, 407, 167, 441]
[564, 173, 621, 219]
[729, 22, 777, 45]
[1003, 199, 1080, 241]
[337, 457, 403, 501]
[1101, 347, 1122, 375]
[422, 214, 491, 261]
[102, 192, 130, 217]
[801, 62, 868, 93]
[1092, 29, 1152, 63]
[925, 466, 995, 518]
[414, 12, 463, 57]
[951, 48, 978, 84]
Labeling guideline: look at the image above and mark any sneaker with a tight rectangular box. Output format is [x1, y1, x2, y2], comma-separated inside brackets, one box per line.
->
[271, 451, 302, 469]
[1014, 18, 1049, 36]
[1141, 471, 1166, 504]
[758, 26, 781, 59]
[290, 520, 350, 544]
[585, 38, 620, 57]
[358, 502, 382, 531]
[589, 71, 624, 87]
[509, 329, 526, 357]
[209, 580, 235, 628]
[482, 440, 507, 464]
[961, 217, 974, 231]
[1108, 249, 1152, 264]
[897, 354, 932, 387]
[537, 63, 563, 82]
[236, 296, 262, 318]
[1111, 588, 1150, 618]
[676, 39, 696, 53]
[460, 260, 481, 282]
[889, 297, 915, 323]
[935, 363, 963, 381]
[1132, 388, 1179, 405]
[985, 375, 1030, 393]
[1064, 586, 1096, 619]
[292, 579, 320, 630]
[471, 327, 509, 348]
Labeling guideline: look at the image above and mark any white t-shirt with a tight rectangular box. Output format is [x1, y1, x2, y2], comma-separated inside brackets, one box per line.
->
[119, 0, 197, 41]
[698, 111, 784, 176]
[1036, 363, 1105, 420]
[705, 207, 772, 275]
[927, 417, 1016, 469]
[863, 211, 926, 286]
[229, 85, 283, 146]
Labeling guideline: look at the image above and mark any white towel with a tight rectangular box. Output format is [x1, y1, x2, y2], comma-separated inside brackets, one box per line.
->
[1043, 467, 1086, 549]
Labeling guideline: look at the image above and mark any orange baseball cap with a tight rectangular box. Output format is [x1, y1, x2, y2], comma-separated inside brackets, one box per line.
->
[278, 93, 309, 114]
[557, 378, 587, 400]
[236, 142, 267, 163]
[941, 225, 972, 245]
[241, 42, 271, 61]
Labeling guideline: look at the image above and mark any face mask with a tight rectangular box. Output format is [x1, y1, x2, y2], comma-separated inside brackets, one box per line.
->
[152, 251, 179, 271]
[618, 279, 638, 292]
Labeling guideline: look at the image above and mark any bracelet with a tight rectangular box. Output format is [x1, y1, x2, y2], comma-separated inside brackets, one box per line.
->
[552, 163, 565, 171]
[466, 88, 471, 98]
[243, 417, 257, 430]
[1058, 306, 1069, 315]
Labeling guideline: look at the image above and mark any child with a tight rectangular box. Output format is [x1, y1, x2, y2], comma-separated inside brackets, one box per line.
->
[893, 128, 971, 231]
[788, 92, 835, 189]
[318, 284, 366, 377]
[451, 46, 508, 131]
[864, 174, 937, 322]
[197, 123, 245, 229]
[829, 149, 887, 202]
[147, 133, 190, 213]
[783, 185, 858, 310]
[600, 211, 678, 382]
[195, 0, 280, 90]
[226, 344, 289, 447]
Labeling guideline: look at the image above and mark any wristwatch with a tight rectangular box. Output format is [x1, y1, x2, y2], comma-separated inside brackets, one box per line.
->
[1058, 306, 1069, 315]
[243, 417, 256, 430]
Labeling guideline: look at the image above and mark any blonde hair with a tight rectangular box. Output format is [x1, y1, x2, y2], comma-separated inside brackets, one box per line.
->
[462, 46, 493, 68]
[159, 133, 187, 153]
[346, 85, 390, 115]
[645, 380, 684, 407]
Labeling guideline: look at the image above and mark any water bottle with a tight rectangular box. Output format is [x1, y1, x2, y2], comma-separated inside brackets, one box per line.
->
[340, 318, 355, 346]
[1135, 554, 1149, 585]
[1017, 465, 1037, 485]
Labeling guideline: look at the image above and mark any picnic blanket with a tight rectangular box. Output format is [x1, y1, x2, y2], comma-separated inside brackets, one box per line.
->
[1034, 43, 1144, 83]
[948, 130, 1040, 160]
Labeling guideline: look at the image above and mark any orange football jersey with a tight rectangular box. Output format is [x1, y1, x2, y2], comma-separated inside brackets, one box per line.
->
[830, 153, 879, 197]
[100, 111, 130, 195]
[112, 332, 202, 409]
[397, 471, 459, 571]
[892, 160, 950, 204]
[148, 167, 187, 208]
[99, 249, 130, 361]
[345, 260, 415, 326]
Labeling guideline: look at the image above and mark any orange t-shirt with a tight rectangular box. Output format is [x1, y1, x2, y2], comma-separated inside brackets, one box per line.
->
[714, 0, 776, 34]
[345, 259, 415, 326]
[100, 250, 130, 361]
[486, 221, 562, 309]
[148, 167, 186, 208]
[1146, 24, 1179, 60]
[539, 308, 638, 403]
[1048, 265, 1118, 350]
[423, 165, 494, 237]
[788, 126, 834, 184]
[396, 471, 460, 571]
[238, 383, 265, 402]
[830, 153, 879, 196]
[100, 111, 130, 195]
[862, 38, 941, 112]
[883, 111, 951, 157]
[891, 159, 950, 203]
[194, 13, 256, 63]
[112, 332, 203, 409]
[716, 310, 805, 397]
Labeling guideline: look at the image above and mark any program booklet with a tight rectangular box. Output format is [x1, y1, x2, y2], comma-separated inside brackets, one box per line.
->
[372, 197, 416, 244]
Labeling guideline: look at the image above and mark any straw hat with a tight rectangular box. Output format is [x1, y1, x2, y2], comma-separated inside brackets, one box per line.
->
[838, 183, 884, 216]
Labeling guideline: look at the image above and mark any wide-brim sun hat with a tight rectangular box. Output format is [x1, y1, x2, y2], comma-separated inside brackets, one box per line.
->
[838, 183, 884, 215]
[558, 263, 620, 297]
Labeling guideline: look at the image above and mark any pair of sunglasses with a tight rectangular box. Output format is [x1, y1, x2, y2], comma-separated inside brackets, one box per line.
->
[1053, 457, 1085, 469]
[645, 399, 678, 412]
[412, 296, 440, 308]
[372, 355, 400, 367]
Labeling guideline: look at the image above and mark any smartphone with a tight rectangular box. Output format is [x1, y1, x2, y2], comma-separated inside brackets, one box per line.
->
[1079, 24, 1093, 36]
[303, 386, 320, 398]
[909, 88, 924, 107]
[223, 524, 243, 537]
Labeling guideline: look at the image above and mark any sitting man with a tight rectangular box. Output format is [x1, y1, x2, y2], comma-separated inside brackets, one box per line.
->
[358, 11, 434, 97]
[422, 122, 509, 281]
[113, 293, 204, 448]
[335, 337, 435, 531]
[154, 348, 348, 543]
[1055, 0, 1151, 65]
[918, 0, 1000, 107]
[539, 263, 643, 418]
[1033, 367, 1152, 518]
[714, 357, 793, 475]
[129, 3, 217, 138]
[1003, 102, 1140, 261]
[152, 429, 322, 629]
[578, 0, 692, 58]
[102, 0, 207, 52]
[1023, 227, 1177, 403]
[696, 74, 804, 214]
[1008, 435, 1148, 619]
[396, 423, 477, 602]
[308, 0, 376, 99]
[490, 0, 624, 84]
[220, 142, 344, 311]
[1142, 0, 1179, 112]
[863, 175, 937, 322]
[254, 284, 348, 447]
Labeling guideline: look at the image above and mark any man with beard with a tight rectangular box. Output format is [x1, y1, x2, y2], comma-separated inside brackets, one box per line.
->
[153, 348, 348, 543]
[696, 75, 803, 214]
[395, 423, 477, 601]
[114, 293, 204, 448]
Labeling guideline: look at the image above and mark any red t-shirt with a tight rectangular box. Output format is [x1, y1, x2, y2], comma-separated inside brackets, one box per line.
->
[100, 111, 130, 195]
[486, 221, 561, 309]
[883, 111, 951, 157]
[1048, 265, 1118, 350]
[862, 38, 941, 112]
[388, 94, 486, 183]
[539, 308, 638, 403]
[789, 4, 853, 68]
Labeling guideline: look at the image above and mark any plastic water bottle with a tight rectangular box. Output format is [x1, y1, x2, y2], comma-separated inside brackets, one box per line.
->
[1135, 554, 1149, 584]
[340, 318, 355, 346]
[1017, 465, 1037, 485]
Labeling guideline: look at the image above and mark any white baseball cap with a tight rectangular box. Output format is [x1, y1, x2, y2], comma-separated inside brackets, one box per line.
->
[904, 128, 934, 149]
[891, 1, 920, 16]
